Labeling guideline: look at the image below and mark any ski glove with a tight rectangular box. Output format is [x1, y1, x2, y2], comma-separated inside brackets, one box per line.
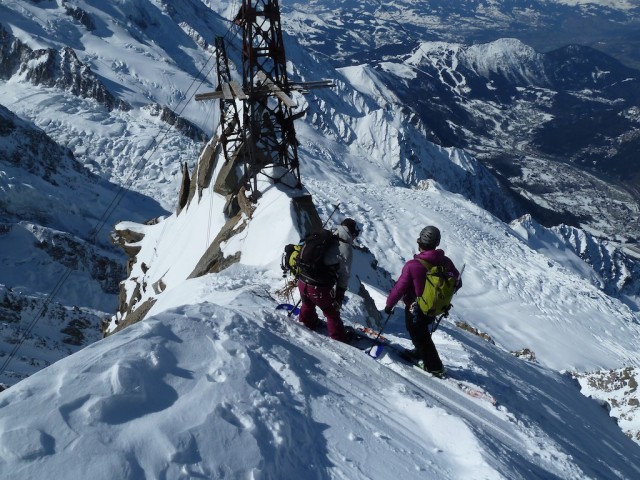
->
[384, 305, 393, 315]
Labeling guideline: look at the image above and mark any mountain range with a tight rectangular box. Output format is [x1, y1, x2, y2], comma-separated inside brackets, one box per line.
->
[1, 0, 640, 476]
[365, 38, 640, 243]
[281, 0, 640, 70]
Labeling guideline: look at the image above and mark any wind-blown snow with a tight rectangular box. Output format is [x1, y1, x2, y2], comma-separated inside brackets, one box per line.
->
[2, 258, 639, 478]
[1, 0, 640, 478]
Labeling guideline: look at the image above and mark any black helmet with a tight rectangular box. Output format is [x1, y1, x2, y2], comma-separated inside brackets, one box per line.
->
[341, 218, 361, 238]
[417, 226, 440, 249]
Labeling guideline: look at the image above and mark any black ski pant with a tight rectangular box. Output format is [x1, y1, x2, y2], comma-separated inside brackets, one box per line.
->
[404, 307, 443, 372]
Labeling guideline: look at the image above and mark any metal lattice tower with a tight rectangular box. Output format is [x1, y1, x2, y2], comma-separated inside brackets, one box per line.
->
[214, 37, 245, 168]
[196, 2, 332, 203]
[236, 0, 302, 200]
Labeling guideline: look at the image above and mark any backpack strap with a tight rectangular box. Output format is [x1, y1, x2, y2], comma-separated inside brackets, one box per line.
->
[416, 258, 448, 275]
[416, 258, 430, 269]
[416, 258, 439, 274]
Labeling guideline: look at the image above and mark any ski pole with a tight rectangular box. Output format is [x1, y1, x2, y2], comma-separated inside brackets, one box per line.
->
[429, 312, 446, 336]
[364, 311, 392, 358]
[287, 298, 301, 318]
[322, 203, 340, 228]
[372, 311, 392, 343]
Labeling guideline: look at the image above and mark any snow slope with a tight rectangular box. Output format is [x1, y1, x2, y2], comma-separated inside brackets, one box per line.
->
[2, 186, 640, 477]
[1, 1, 640, 477]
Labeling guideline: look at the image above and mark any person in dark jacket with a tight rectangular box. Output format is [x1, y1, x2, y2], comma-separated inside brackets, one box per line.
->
[298, 218, 360, 342]
[384, 226, 461, 376]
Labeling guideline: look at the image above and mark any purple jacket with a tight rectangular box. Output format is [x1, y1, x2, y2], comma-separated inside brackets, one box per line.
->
[386, 249, 461, 309]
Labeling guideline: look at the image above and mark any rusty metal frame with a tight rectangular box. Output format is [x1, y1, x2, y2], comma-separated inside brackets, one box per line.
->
[214, 37, 244, 171]
[237, 0, 301, 200]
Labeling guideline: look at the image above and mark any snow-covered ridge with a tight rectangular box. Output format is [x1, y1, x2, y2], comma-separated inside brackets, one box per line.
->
[556, 0, 637, 9]
[1, 1, 640, 476]
[0, 24, 129, 112]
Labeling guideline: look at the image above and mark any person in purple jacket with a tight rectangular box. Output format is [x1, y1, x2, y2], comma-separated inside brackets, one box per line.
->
[384, 226, 461, 377]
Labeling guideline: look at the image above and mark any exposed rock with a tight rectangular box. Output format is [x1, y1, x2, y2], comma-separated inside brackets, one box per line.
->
[191, 137, 220, 202]
[142, 103, 207, 141]
[214, 148, 245, 198]
[34, 229, 125, 295]
[0, 25, 129, 112]
[61, 317, 93, 345]
[511, 348, 537, 363]
[110, 297, 157, 336]
[176, 162, 191, 214]
[112, 226, 145, 261]
[455, 321, 495, 344]
[575, 367, 640, 443]
[62, 2, 96, 31]
[188, 187, 253, 278]
[0, 104, 78, 184]
[0, 286, 102, 382]
[152, 278, 166, 294]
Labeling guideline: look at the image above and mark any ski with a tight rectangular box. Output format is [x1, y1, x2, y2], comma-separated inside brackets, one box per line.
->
[452, 379, 498, 405]
[413, 366, 498, 406]
[275, 303, 495, 403]
[346, 328, 386, 357]
[275, 303, 386, 358]
[392, 348, 497, 406]
[352, 323, 388, 343]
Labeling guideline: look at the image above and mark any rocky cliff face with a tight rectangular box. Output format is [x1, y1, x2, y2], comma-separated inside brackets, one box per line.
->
[0, 284, 103, 388]
[0, 104, 134, 385]
[0, 103, 79, 182]
[0, 25, 130, 112]
[142, 103, 207, 142]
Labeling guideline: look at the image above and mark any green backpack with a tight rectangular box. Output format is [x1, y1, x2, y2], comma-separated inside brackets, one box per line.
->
[281, 243, 302, 278]
[416, 259, 458, 316]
